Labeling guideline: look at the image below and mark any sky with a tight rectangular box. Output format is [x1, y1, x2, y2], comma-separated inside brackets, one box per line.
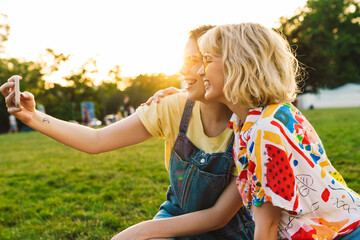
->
[1, 0, 307, 84]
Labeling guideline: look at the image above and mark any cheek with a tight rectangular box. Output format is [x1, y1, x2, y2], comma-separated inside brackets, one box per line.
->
[212, 70, 225, 89]
[214, 64, 224, 80]
[214, 80, 225, 97]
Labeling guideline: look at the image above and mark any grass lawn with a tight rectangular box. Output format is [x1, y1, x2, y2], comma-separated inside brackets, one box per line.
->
[0, 107, 359, 239]
[0, 134, 168, 239]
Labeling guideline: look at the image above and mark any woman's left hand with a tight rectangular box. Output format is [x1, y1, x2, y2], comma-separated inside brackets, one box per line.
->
[142, 87, 185, 106]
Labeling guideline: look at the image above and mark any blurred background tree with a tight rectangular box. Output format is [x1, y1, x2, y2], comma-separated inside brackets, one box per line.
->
[2, 0, 360, 132]
[0, 12, 181, 132]
[124, 73, 181, 107]
[278, 0, 360, 92]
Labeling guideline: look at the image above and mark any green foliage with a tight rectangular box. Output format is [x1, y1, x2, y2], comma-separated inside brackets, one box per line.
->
[0, 108, 359, 239]
[0, 15, 181, 131]
[0, 56, 181, 131]
[40, 48, 70, 74]
[124, 73, 181, 107]
[278, 0, 360, 92]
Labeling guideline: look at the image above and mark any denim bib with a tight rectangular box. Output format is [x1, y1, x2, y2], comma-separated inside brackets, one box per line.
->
[155, 100, 254, 240]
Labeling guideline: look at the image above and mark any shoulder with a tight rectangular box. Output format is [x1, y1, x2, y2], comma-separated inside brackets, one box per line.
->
[136, 92, 187, 126]
[250, 103, 298, 133]
[137, 93, 187, 113]
[242, 103, 299, 152]
[163, 92, 188, 107]
[135, 92, 188, 138]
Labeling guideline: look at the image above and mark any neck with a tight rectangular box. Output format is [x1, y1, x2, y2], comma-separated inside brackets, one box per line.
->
[199, 100, 232, 122]
[198, 99, 232, 137]
[226, 101, 250, 125]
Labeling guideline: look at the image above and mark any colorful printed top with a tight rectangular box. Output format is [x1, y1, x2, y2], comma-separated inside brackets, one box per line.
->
[230, 103, 360, 240]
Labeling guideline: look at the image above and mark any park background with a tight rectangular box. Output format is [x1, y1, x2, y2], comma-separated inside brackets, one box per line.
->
[0, 0, 360, 239]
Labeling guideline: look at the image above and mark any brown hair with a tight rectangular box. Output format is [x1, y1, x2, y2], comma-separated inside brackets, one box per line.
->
[188, 25, 216, 41]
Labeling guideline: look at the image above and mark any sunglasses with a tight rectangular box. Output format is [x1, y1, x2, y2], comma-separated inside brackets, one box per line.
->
[183, 55, 203, 68]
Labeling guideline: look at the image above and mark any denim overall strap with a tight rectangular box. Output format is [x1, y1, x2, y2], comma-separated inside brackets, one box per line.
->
[155, 99, 255, 239]
[179, 100, 195, 134]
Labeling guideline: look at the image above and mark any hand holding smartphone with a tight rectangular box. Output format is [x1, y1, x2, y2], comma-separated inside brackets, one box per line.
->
[14, 75, 20, 107]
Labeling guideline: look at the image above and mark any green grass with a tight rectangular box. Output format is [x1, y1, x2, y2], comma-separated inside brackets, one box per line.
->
[0, 134, 169, 239]
[0, 107, 359, 239]
[301, 107, 360, 192]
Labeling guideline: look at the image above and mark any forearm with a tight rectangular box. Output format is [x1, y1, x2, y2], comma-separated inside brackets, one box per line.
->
[111, 178, 243, 240]
[2, 81, 153, 155]
[26, 111, 152, 154]
[27, 110, 100, 153]
[131, 209, 227, 239]
[130, 176, 243, 239]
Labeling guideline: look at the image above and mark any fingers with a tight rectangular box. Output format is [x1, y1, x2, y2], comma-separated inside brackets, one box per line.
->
[5, 91, 15, 106]
[154, 91, 164, 103]
[5, 91, 21, 114]
[0, 75, 22, 97]
[165, 87, 177, 94]
[21, 91, 34, 101]
[8, 106, 22, 114]
[1, 75, 25, 115]
[145, 96, 155, 106]
[0, 82, 15, 97]
[142, 87, 182, 107]
[7, 75, 22, 83]
[164, 87, 181, 95]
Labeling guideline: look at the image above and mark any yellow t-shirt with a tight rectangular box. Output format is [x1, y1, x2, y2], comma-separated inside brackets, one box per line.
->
[136, 93, 236, 175]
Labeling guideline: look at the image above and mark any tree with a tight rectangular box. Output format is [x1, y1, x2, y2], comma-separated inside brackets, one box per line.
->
[39, 48, 70, 79]
[0, 14, 182, 131]
[278, 0, 360, 92]
[124, 73, 181, 107]
[44, 58, 101, 121]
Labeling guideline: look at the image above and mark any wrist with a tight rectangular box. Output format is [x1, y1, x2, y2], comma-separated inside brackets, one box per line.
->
[137, 221, 156, 239]
[25, 110, 42, 126]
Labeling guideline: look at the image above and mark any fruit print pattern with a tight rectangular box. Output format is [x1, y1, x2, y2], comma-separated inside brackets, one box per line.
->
[265, 144, 295, 201]
[229, 103, 360, 240]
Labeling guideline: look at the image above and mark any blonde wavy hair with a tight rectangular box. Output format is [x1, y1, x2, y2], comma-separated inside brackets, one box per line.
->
[198, 23, 300, 108]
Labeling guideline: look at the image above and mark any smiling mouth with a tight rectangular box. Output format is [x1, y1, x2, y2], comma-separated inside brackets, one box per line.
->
[204, 80, 211, 88]
[184, 79, 197, 88]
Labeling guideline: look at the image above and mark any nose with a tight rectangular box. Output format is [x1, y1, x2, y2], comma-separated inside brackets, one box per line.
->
[197, 65, 205, 77]
[179, 63, 189, 76]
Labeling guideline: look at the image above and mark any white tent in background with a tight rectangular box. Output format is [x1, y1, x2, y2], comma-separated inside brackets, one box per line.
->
[297, 83, 360, 110]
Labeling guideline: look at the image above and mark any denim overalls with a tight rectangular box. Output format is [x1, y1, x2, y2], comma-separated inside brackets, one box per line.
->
[154, 100, 255, 240]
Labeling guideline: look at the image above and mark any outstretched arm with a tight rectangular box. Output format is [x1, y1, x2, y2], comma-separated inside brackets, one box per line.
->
[29, 109, 152, 154]
[111, 176, 244, 240]
[0, 76, 152, 154]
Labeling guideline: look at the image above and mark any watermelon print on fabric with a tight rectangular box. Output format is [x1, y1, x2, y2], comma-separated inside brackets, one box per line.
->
[230, 103, 360, 240]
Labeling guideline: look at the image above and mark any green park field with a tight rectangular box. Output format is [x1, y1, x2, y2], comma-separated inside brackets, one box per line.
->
[0, 107, 359, 239]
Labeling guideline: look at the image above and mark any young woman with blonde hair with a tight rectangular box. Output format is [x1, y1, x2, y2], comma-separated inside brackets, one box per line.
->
[0, 25, 255, 240]
[197, 22, 360, 240]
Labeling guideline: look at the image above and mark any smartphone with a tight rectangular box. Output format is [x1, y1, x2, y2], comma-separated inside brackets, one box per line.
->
[14, 75, 20, 107]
